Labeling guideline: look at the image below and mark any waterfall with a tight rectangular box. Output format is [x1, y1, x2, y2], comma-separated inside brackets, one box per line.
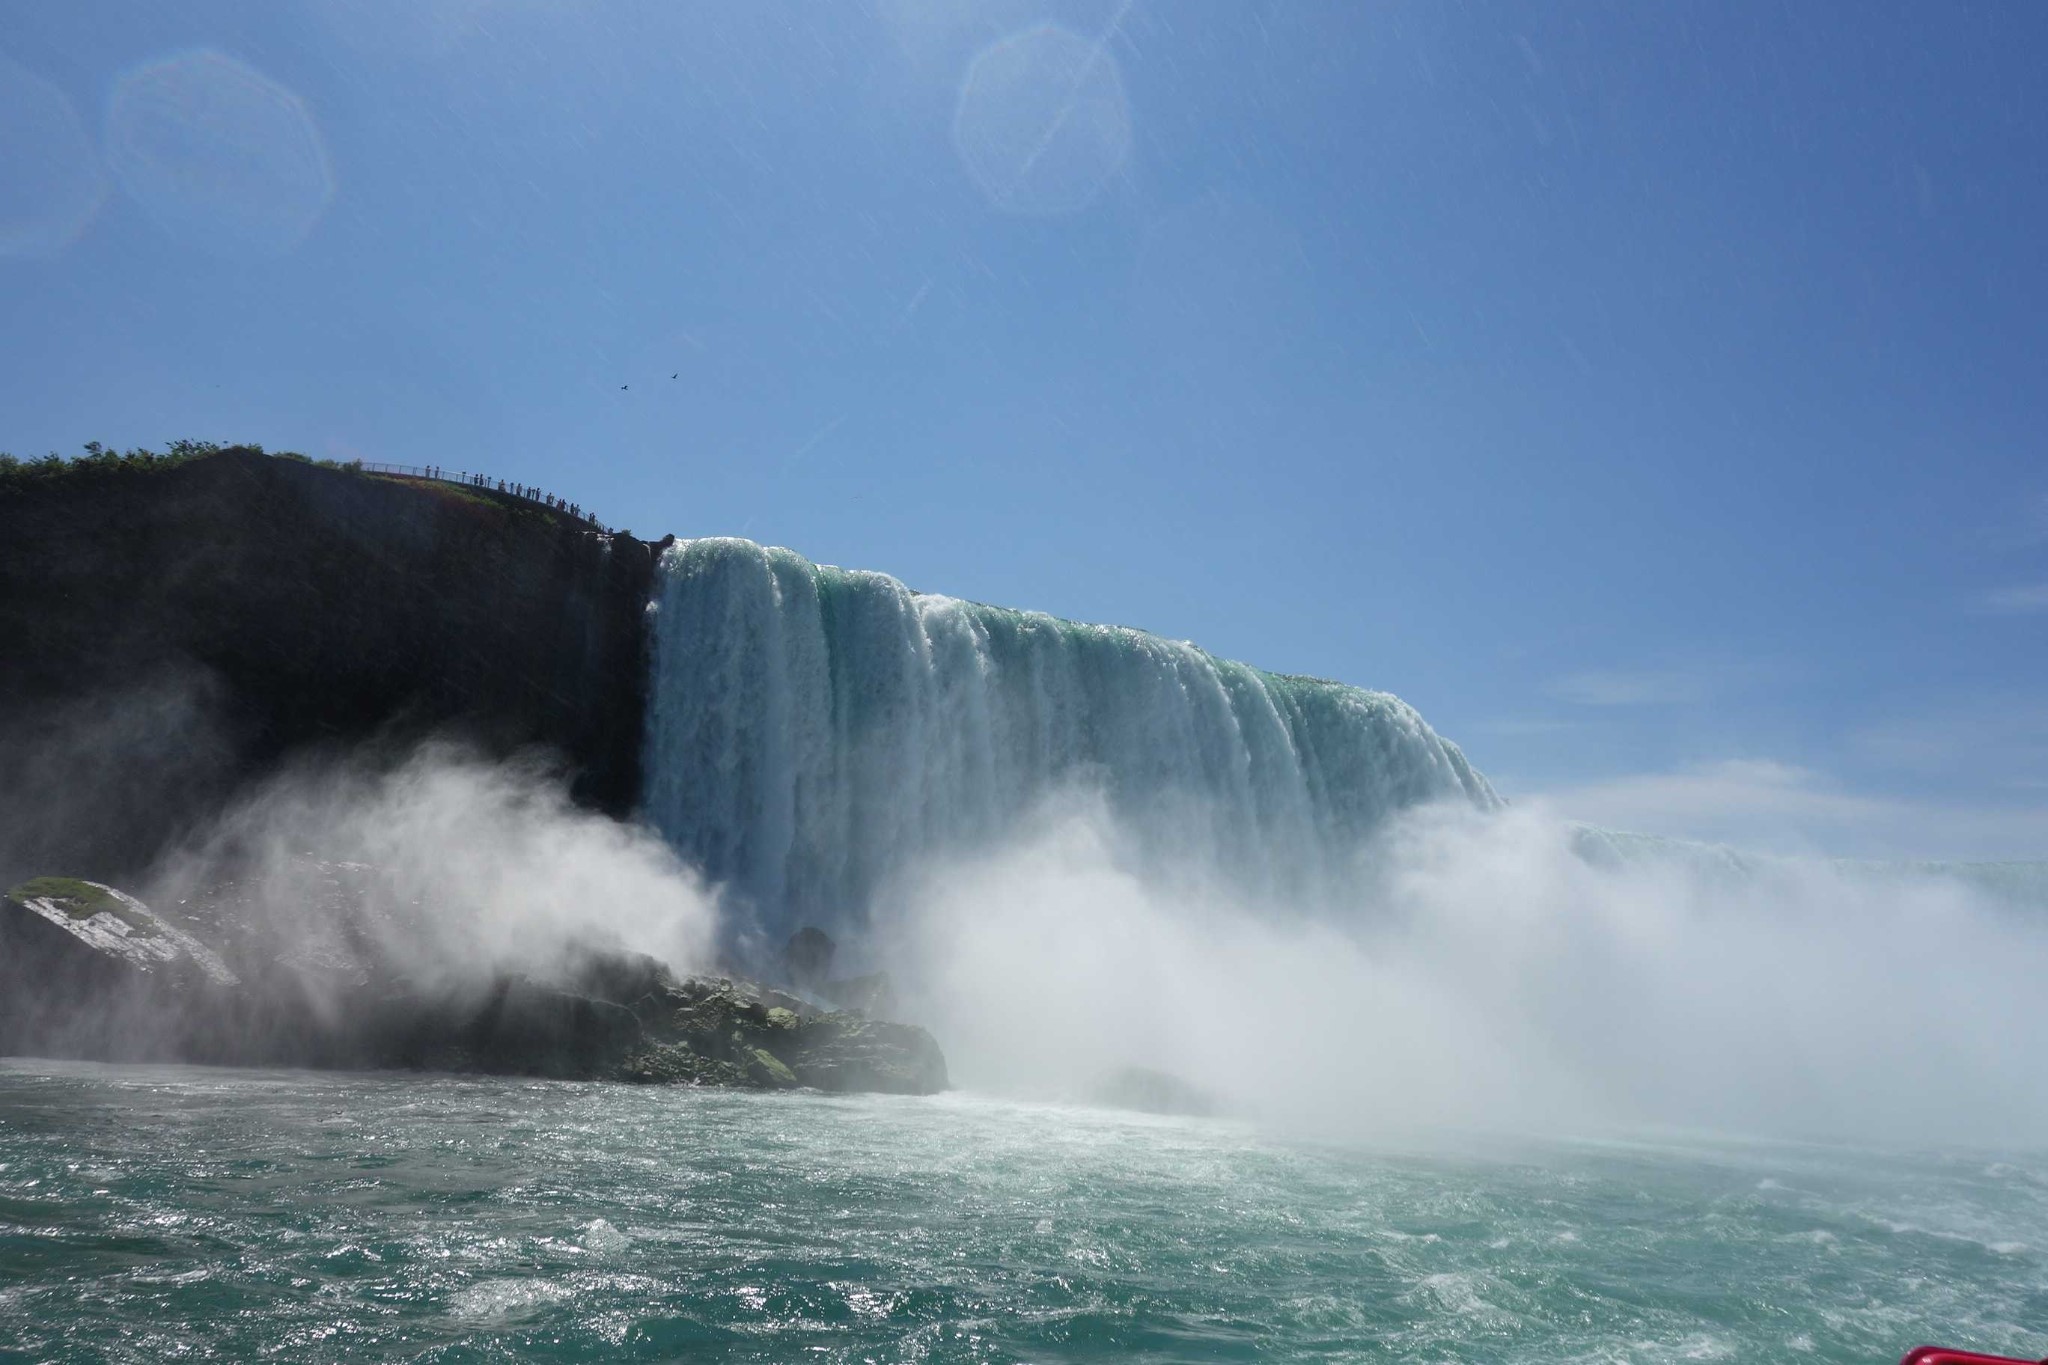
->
[642, 538, 1497, 936]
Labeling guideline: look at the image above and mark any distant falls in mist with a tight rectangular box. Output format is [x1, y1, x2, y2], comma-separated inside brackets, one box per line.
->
[641, 538, 1497, 936]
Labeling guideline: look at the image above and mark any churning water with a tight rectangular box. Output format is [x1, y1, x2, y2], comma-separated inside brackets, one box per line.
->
[2, 1060, 2041, 1363]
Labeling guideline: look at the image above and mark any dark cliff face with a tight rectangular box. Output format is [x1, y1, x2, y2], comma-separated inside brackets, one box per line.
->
[0, 450, 660, 881]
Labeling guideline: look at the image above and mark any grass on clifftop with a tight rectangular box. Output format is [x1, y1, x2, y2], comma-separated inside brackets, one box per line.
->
[0, 440, 349, 495]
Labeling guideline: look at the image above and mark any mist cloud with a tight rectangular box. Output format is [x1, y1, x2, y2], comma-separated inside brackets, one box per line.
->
[145, 744, 722, 998]
[1540, 758, 2048, 862]
[883, 794, 2048, 1145]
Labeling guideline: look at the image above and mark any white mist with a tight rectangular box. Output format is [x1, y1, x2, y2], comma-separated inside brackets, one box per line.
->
[884, 795, 2048, 1145]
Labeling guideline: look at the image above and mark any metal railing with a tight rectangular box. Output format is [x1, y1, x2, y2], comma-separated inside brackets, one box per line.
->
[358, 462, 615, 534]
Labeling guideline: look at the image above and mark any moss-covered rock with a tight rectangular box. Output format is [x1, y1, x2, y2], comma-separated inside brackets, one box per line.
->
[747, 1047, 798, 1088]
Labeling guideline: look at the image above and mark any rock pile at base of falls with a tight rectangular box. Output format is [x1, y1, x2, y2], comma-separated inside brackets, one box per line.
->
[618, 973, 947, 1095]
[0, 876, 947, 1096]
[1086, 1065, 1221, 1118]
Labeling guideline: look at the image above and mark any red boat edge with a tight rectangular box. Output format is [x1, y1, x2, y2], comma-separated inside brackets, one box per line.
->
[1900, 1349, 2045, 1365]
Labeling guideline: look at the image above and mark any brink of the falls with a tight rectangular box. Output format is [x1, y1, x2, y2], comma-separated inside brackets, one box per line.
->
[641, 538, 1497, 938]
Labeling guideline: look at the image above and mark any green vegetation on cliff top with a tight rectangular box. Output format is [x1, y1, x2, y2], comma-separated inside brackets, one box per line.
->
[0, 441, 355, 495]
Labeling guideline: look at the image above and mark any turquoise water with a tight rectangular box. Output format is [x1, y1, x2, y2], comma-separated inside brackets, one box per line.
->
[1, 1061, 2041, 1363]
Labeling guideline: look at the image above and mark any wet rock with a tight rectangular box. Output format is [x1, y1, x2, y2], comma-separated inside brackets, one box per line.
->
[784, 926, 836, 987]
[1088, 1065, 1219, 1118]
[466, 975, 644, 1078]
[746, 1047, 798, 1088]
[622, 1039, 746, 1087]
[561, 946, 674, 1011]
[784, 1014, 949, 1096]
[817, 970, 898, 1019]
[620, 972, 946, 1095]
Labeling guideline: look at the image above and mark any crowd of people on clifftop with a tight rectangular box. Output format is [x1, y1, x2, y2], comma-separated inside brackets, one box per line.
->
[417, 465, 602, 528]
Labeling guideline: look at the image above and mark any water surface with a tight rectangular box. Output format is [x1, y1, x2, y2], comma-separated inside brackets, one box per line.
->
[1, 1061, 2040, 1362]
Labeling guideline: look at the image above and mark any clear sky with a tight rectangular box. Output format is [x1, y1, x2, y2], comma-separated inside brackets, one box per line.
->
[3, 1, 2044, 860]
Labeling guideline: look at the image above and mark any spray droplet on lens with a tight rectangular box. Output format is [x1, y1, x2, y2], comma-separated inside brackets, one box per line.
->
[0, 56, 109, 259]
[106, 49, 335, 258]
[953, 25, 1132, 216]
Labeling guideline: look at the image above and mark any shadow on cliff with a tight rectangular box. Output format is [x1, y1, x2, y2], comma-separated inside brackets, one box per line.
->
[0, 447, 663, 888]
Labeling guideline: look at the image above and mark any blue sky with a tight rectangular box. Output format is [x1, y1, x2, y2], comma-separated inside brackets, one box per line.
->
[3, 1, 2044, 859]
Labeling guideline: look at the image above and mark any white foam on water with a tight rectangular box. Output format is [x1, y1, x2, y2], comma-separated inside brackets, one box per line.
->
[448, 1277, 573, 1323]
[580, 1218, 630, 1254]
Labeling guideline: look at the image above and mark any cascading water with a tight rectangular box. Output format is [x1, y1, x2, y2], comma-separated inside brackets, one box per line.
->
[641, 537, 1496, 937]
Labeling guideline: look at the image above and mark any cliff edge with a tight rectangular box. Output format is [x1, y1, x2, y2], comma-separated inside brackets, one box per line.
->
[0, 449, 660, 883]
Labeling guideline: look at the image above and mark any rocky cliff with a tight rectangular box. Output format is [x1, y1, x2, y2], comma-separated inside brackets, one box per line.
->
[0, 449, 959, 1094]
[0, 449, 660, 884]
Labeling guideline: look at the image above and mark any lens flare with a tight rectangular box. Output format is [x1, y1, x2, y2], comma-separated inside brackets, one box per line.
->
[0, 56, 109, 258]
[105, 49, 334, 258]
[953, 24, 1132, 216]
